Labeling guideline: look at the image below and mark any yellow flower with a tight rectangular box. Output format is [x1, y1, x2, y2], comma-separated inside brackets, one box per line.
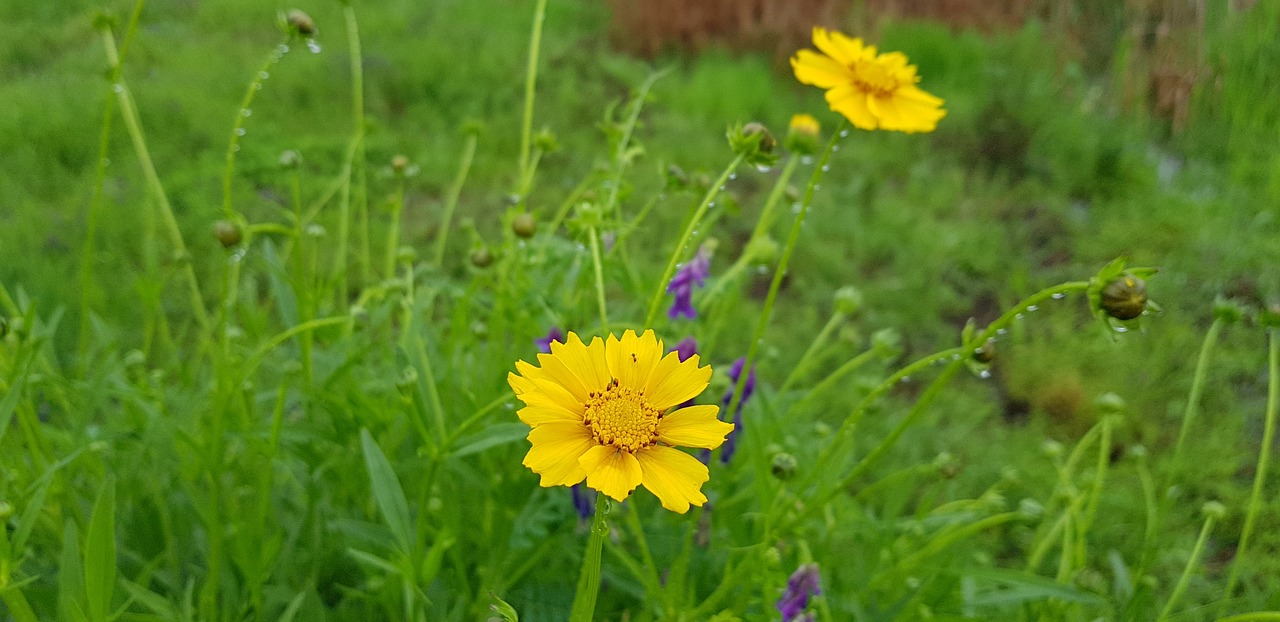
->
[789, 113, 821, 137]
[791, 27, 946, 133]
[508, 329, 733, 513]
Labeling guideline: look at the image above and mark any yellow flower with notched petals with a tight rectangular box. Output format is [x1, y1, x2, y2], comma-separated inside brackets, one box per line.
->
[791, 27, 945, 133]
[508, 330, 732, 513]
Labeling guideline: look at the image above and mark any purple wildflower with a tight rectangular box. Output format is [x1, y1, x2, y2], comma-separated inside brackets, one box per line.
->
[570, 483, 593, 521]
[672, 337, 699, 363]
[777, 563, 821, 622]
[666, 248, 711, 320]
[719, 357, 757, 463]
[535, 326, 565, 354]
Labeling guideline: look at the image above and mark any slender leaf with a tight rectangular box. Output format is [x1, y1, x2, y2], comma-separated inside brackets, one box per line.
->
[449, 423, 529, 459]
[84, 481, 117, 622]
[360, 428, 414, 554]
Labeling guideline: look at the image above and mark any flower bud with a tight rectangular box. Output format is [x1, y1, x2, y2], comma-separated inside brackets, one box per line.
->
[1201, 500, 1226, 520]
[279, 149, 302, 169]
[744, 236, 779, 265]
[833, 285, 864, 316]
[728, 122, 779, 167]
[1259, 303, 1280, 329]
[0, 500, 13, 521]
[512, 212, 537, 239]
[1100, 273, 1147, 320]
[972, 338, 996, 364]
[396, 246, 417, 265]
[742, 122, 775, 153]
[1212, 296, 1246, 325]
[286, 9, 316, 37]
[213, 220, 242, 248]
[871, 328, 902, 359]
[785, 113, 821, 155]
[1041, 439, 1064, 458]
[933, 452, 960, 479]
[770, 452, 798, 480]
[1095, 392, 1126, 414]
[534, 128, 559, 153]
[470, 247, 494, 268]
[390, 154, 410, 175]
[665, 164, 689, 191]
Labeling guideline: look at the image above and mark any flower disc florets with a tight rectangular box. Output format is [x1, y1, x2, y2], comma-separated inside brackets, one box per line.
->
[583, 379, 661, 452]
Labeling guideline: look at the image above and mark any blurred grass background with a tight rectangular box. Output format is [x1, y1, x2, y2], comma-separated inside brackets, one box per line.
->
[2, 0, 1279, 616]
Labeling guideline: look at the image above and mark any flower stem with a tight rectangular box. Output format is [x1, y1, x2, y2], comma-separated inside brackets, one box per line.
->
[342, 3, 371, 287]
[1156, 509, 1219, 622]
[433, 132, 477, 266]
[515, 0, 548, 202]
[780, 308, 845, 393]
[99, 25, 209, 332]
[385, 174, 405, 280]
[588, 226, 609, 331]
[1170, 317, 1223, 476]
[643, 154, 743, 327]
[1225, 327, 1279, 598]
[722, 122, 846, 420]
[568, 493, 609, 622]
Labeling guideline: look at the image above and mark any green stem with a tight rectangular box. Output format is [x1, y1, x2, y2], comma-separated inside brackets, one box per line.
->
[643, 154, 744, 327]
[874, 512, 1021, 588]
[1157, 510, 1219, 622]
[787, 347, 878, 415]
[385, 175, 406, 280]
[99, 27, 209, 331]
[601, 70, 668, 220]
[780, 309, 846, 392]
[568, 493, 608, 622]
[1171, 318, 1223, 476]
[223, 40, 289, 220]
[588, 226, 609, 331]
[723, 125, 845, 427]
[343, 3, 371, 287]
[515, 0, 548, 201]
[1216, 614, 1280, 622]
[1225, 328, 1279, 598]
[433, 132, 477, 266]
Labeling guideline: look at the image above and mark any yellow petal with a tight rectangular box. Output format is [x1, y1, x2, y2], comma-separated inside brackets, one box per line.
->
[517, 405, 581, 427]
[579, 445, 642, 502]
[523, 422, 594, 487]
[896, 84, 944, 106]
[867, 95, 908, 130]
[825, 85, 878, 130]
[657, 404, 733, 449]
[605, 329, 661, 391]
[812, 27, 860, 65]
[508, 370, 536, 395]
[790, 49, 849, 89]
[552, 332, 612, 393]
[644, 352, 711, 411]
[515, 360, 582, 412]
[636, 446, 709, 514]
[535, 352, 592, 403]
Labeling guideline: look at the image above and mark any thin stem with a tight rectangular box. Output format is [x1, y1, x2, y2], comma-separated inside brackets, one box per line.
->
[780, 309, 846, 392]
[722, 125, 845, 430]
[223, 40, 289, 219]
[1157, 510, 1219, 622]
[568, 493, 608, 622]
[385, 175, 405, 280]
[433, 132, 477, 266]
[343, 3, 371, 286]
[1171, 318, 1223, 475]
[643, 154, 743, 327]
[602, 70, 668, 220]
[1225, 328, 1279, 598]
[515, 0, 548, 200]
[99, 27, 209, 331]
[786, 347, 878, 415]
[588, 226, 609, 331]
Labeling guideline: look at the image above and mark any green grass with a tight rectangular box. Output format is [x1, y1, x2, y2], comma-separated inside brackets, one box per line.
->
[2, 0, 1280, 620]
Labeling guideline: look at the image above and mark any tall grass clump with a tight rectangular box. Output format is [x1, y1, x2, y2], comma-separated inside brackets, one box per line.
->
[2, 1, 1279, 621]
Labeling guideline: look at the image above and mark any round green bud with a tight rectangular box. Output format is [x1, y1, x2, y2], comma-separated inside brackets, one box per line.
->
[770, 452, 798, 480]
[871, 328, 902, 359]
[0, 500, 14, 521]
[742, 122, 776, 154]
[213, 220, 242, 248]
[286, 9, 316, 36]
[390, 154, 410, 174]
[1212, 296, 1245, 325]
[512, 212, 537, 239]
[1259, 303, 1280, 329]
[1201, 500, 1226, 520]
[1041, 439, 1064, 458]
[972, 338, 996, 364]
[834, 285, 864, 315]
[534, 128, 559, 153]
[1095, 392, 1126, 414]
[1101, 273, 1147, 320]
[1128, 444, 1148, 460]
[470, 247, 494, 268]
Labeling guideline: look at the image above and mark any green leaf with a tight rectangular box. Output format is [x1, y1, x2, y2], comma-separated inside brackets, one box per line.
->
[84, 481, 117, 622]
[58, 520, 87, 622]
[488, 592, 519, 622]
[961, 567, 1104, 607]
[119, 577, 179, 619]
[360, 428, 414, 554]
[0, 352, 31, 446]
[276, 590, 308, 622]
[449, 423, 529, 459]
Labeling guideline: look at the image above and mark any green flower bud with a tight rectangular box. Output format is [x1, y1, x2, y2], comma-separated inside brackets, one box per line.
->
[1259, 303, 1280, 329]
[744, 236, 778, 265]
[770, 452, 798, 480]
[834, 285, 864, 315]
[665, 164, 689, 190]
[396, 246, 417, 265]
[1212, 296, 1246, 325]
[470, 247, 494, 268]
[390, 154, 410, 175]
[728, 122, 779, 167]
[213, 220, 242, 248]
[1095, 392, 1126, 414]
[933, 452, 960, 479]
[1101, 273, 1148, 320]
[1041, 439, 1064, 458]
[534, 128, 559, 153]
[972, 338, 996, 364]
[785, 113, 821, 155]
[286, 9, 316, 37]
[1201, 500, 1226, 520]
[279, 149, 302, 169]
[742, 122, 775, 153]
[512, 212, 537, 239]
[871, 328, 902, 359]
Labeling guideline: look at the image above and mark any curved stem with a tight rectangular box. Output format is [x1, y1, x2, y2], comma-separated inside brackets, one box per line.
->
[1171, 318, 1223, 476]
[342, 4, 371, 286]
[1157, 510, 1218, 622]
[515, 0, 548, 201]
[780, 309, 846, 393]
[433, 132, 477, 266]
[643, 154, 743, 327]
[588, 226, 609, 332]
[1225, 327, 1279, 598]
[223, 40, 289, 220]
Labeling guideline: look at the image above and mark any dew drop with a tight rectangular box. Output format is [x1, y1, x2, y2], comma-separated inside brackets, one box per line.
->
[900, 375, 911, 383]
[1026, 305, 1039, 312]
[277, 44, 290, 54]
[756, 265, 768, 274]
[1113, 325, 1129, 333]
[1015, 313, 1024, 320]
[235, 128, 247, 136]
[791, 204, 802, 214]
[839, 129, 850, 138]
[996, 328, 1008, 335]
[112, 83, 124, 93]
[253, 83, 263, 91]
[241, 108, 252, 117]
[1051, 293, 1066, 300]
[978, 369, 992, 379]
[728, 173, 737, 181]
[756, 164, 772, 173]
[831, 145, 840, 152]
[306, 39, 322, 54]
[233, 144, 241, 152]
[801, 155, 815, 165]
[951, 353, 961, 361]
[821, 165, 831, 172]
[258, 71, 269, 80]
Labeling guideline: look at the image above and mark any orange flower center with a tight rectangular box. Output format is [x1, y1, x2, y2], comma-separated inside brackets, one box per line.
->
[582, 378, 661, 452]
[848, 58, 901, 98]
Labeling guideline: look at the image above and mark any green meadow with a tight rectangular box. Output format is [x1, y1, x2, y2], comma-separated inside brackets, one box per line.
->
[2, 0, 1279, 620]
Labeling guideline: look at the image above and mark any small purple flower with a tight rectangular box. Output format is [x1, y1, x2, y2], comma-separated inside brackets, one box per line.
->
[777, 563, 821, 622]
[570, 483, 593, 521]
[666, 248, 712, 320]
[535, 327, 565, 354]
[720, 357, 757, 463]
[672, 337, 699, 363]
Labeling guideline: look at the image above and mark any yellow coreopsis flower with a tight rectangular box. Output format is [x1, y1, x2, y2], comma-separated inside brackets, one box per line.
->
[791, 27, 946, 133]
[508, 329, 733, 513]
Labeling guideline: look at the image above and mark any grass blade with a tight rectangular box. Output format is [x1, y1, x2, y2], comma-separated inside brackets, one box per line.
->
[84, 481, 117, 622]
[360, 428, 414, 555]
